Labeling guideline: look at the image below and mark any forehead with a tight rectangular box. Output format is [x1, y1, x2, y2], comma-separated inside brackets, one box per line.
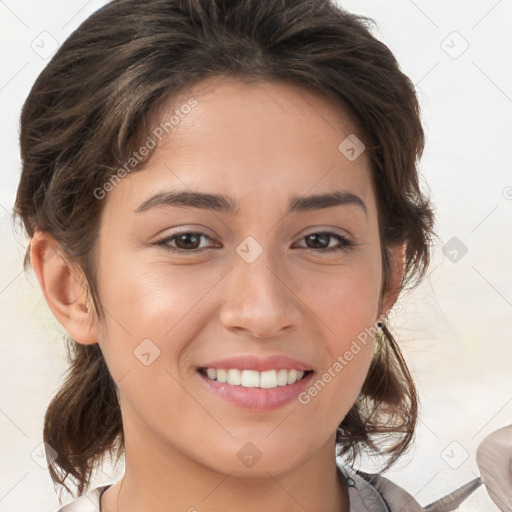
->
[106, 76, 375, 218]
[159, 75, 367, 163]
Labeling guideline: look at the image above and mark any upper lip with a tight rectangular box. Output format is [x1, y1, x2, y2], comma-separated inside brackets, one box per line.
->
[199, 355, 313, 372]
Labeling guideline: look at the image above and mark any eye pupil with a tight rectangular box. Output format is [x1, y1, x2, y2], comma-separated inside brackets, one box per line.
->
[306, 233, 329, 249]
[176, 233, 201, 250]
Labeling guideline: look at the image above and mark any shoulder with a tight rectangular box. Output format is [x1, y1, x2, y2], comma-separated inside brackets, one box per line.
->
[54, 484, 113, 512]
[337, 459, 424, 512]
[356, 470, 425, 512]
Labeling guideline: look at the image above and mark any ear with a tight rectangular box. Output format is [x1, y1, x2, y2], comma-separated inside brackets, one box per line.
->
[378, 242, 405, 322]
[30, 230, 98, 345]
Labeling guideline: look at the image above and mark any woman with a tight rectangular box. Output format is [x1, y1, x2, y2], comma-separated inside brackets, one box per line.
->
[14, 0, 438, 510]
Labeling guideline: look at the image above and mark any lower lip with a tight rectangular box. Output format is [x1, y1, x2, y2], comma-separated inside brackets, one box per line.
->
[197, 370, 314, 410]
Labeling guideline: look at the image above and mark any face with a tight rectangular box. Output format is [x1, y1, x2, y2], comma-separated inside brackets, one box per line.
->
[92, 77, 394, 477]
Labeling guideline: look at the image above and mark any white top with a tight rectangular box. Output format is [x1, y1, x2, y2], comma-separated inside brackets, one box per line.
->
[55, 459, 425, 512]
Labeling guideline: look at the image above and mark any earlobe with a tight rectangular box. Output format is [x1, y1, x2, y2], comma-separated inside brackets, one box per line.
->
[378, 242, 405, 323]
[30, 230, 98, 345]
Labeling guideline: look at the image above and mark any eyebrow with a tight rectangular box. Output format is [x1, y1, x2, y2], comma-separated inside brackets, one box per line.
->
[135, 189, 367, 217]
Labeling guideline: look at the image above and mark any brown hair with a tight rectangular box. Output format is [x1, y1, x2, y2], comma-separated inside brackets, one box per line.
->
[14, 0, 436, 497]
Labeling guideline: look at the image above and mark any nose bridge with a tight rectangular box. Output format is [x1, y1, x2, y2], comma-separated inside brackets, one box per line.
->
[219, 237, 300, 337]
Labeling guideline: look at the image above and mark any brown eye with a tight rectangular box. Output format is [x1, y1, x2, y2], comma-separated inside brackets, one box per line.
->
[296, 232, 354, 254]
[156, 232, 215, 253]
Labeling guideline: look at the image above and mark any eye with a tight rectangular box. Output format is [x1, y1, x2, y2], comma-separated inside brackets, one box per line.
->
[155, 231, 216, 253]
[154, 230, 355, 255]
[294, 232, 355, 254]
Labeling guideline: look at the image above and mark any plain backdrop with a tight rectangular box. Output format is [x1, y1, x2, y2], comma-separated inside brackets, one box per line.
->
[1, 1, 511, 511]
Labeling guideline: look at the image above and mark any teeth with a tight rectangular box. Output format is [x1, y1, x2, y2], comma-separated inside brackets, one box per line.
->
[260, 370, 277, 388]
[202, 368, 307, 388]
[216, 368, 228, 383]
[227, 369, 241, 386]
[277, 369, 288, 386]
[241, 370, 260, 387]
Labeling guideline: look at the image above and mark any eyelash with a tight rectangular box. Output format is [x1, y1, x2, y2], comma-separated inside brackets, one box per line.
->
[154, 231, 355, 255]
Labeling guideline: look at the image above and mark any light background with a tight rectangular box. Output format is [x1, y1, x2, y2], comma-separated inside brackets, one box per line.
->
[0, 1, 511, 511]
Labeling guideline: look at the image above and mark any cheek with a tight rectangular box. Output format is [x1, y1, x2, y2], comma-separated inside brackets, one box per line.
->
[94, 249, 220, 382]
[295, 259, 380, 413]
[93, 255, 211, 430]
[298, 322, 375, 431]
[299, 256, 382, 335]
[96, 249, 212, 334]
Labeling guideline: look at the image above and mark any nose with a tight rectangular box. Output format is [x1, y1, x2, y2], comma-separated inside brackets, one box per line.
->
[219, 249, 302, 339]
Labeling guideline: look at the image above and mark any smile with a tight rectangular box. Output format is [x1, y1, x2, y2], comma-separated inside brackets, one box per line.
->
[197, 367, 315, 410]
[198, 367, 311, 388]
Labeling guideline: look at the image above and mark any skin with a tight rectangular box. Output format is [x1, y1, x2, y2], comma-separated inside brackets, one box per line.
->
[31, 76, 404, 512]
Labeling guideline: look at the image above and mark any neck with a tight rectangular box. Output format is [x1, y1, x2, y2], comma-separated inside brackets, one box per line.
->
[103, 403, 350, 512]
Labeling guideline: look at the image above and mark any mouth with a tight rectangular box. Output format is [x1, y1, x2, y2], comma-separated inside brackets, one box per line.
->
[196, 367, 315, 410]
[197, 367, 314, 388]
